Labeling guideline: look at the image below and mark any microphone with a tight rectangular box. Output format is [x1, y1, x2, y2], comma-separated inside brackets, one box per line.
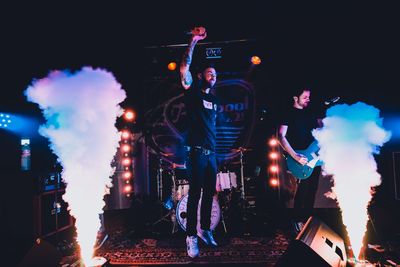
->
[184, 27, 206, 36]
[324, 96, 340, 106]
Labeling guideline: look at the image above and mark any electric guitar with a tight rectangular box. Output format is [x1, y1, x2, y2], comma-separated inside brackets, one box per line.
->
[285, 141, 322, 180]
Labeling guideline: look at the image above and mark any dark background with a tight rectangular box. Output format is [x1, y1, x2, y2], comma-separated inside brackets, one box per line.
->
[1, 1, 399, 168]
[0, 2, 399, 265]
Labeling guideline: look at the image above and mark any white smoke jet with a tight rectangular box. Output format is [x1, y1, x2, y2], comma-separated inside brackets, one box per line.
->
[25, 67, 126, 265]
[313, 102, 391, 260]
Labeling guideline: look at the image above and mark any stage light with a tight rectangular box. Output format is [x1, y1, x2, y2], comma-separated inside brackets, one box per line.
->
[269, 177, 279, 187]
[251, 56, 261, 65]
[269, 138, 278, 147]
[121, 130, 130, 139]
[124, 185, 132, 193]
[123, 171, 132, 179]
[167, 62, 177, 71]
[121, 144, 130, 152]
[0, 113, 39, 135]
[269, 152, 279, 160]
[0, 113, 12, 128]
[123, 110, 135, 122]
[269, 165, 279, 173]
[122, 158, 131, 166]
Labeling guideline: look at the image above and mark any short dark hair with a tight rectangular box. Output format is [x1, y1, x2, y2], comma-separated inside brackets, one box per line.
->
[193, 61, 216, 74]
[292, 87, 311, 98]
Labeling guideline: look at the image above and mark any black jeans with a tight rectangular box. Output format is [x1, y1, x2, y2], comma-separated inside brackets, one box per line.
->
[185, 147, 217, 237]
[293, 166, 321, 220]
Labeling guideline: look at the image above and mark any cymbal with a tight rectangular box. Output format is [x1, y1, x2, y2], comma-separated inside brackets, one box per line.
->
[160, 152, 174, 157]
[230, 161, 242, 165]
[172, 162, 186, 169]
[231, 147, 253, 152]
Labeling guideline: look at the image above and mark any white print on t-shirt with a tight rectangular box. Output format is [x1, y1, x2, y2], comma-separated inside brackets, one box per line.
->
[203, 100, 213, 110]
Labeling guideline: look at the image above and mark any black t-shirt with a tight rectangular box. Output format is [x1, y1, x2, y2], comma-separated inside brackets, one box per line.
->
[280, 107, 319, 150]
[184, 81, 218, 151]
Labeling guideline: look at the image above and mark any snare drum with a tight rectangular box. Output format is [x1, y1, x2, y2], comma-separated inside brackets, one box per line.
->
[176, 194, 220, 232]
[216, 171, 237, 192]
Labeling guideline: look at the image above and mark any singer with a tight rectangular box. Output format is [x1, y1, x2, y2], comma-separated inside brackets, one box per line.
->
[180, 26, 219, 258]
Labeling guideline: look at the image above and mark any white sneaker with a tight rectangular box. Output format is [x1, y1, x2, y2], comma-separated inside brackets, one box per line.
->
[198, 229, 218, 247]
[186, 236, 199, 258]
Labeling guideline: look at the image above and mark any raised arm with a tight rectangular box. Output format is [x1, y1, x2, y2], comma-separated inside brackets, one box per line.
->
[180, 27, 207, 90]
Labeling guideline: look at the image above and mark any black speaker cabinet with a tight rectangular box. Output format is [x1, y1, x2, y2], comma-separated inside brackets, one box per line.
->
[17, 239, 61, 267]
[33, 188, 74, 238]
[276, 216, 347, 267]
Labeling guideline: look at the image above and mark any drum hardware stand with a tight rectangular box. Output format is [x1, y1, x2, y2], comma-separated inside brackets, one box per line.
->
[155, 152, 174, 202]
[156, 157, 164, 202]
[151, 165, 179, 234]
[219, 195, 228, 234]
[233, 147, 256, 226]
[238, 147, 246, 200]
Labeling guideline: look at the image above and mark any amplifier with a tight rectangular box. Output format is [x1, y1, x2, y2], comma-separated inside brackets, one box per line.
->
[37, 172, 64, 192]
[33, 188, 74, 238]
[393, 152, 400, 200]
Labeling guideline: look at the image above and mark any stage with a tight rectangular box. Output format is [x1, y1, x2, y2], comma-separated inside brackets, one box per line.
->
[2, 3, 400, 267]
[43, 206, 400, 266]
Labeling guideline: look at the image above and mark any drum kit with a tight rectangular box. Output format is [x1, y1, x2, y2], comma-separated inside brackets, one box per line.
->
[152, 147, 253, 235]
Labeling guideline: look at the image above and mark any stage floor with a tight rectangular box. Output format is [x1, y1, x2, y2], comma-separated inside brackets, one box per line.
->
[61, 232, 290, 266]
[55, 206, 400, 266]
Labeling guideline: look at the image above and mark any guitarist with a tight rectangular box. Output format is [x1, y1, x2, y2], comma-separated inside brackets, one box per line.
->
[277, 87, 322, 234]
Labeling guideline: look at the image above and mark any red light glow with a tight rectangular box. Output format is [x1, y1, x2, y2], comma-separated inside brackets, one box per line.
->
[121, 131, 130, 139]
[269, 152, 278, 160]
[167, 62, 177, 71]
[269, 178, 279, 187]
[124, 110, 135, 121]
[251, 56, 262, 65]
[122, 145, 130, 152]
[269, 138, 278, 147]
[124, 185, 132, 193]
[269, 165, 279, 173]
[122, 158, 131, 165]
[123, 171, 132, 179]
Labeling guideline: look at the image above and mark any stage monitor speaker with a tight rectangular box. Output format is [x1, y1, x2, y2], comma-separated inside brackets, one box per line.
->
[276, 216, 347, 267]
[17, 239, 61, 267]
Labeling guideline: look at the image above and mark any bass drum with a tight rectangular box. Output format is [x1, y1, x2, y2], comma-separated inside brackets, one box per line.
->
[176, 194, 221, 232]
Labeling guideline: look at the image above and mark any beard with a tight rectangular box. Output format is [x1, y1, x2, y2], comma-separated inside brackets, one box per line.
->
[200, 79, 216, 89]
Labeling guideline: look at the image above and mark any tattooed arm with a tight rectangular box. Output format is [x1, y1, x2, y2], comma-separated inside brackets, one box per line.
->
[180, 27, 207, 90]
